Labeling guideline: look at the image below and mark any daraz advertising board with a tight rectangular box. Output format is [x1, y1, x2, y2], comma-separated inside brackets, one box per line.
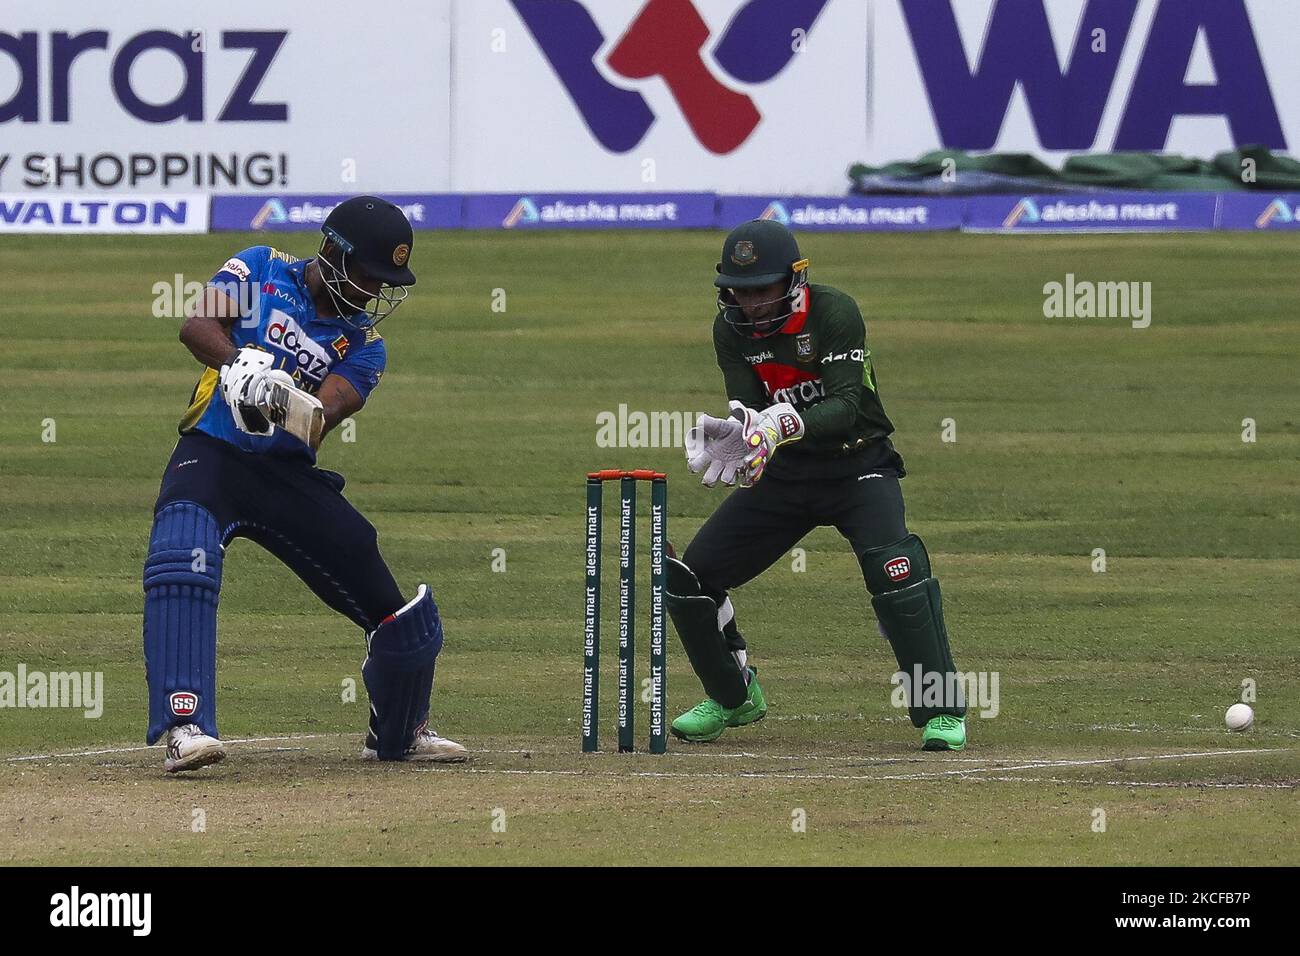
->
[3, 1, 1300, 234]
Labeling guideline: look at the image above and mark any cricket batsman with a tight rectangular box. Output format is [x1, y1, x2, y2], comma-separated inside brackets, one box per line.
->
[143, 196, 466, 772]
[667, 219, 967, 750]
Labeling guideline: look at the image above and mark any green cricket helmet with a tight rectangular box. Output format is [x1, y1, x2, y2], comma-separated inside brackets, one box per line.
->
[714, 218, 809, 338]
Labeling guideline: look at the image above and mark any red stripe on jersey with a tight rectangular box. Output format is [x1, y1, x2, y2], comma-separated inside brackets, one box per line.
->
[753, 362, 819, 399]
[780, 286, 812, 335]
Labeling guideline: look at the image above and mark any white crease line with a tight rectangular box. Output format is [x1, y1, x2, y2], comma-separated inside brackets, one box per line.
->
[6, 738, 1290, 781]
[1, 738, 990, 766]
[771, 717, 1300, 740]
[1079, 724, 1300, 739]
[415, 748, 1293, 784]
[3, 733, 344, 763]
[418, 767, 1294, 786]
[975, 775, 1296, 790]
[562, 750, 994, 764]
[418, 768, 887, 781]
[875, 749, 1287, 780]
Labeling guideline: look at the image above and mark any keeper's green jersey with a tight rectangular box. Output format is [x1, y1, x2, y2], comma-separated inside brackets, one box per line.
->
[713, 283, 903, 478]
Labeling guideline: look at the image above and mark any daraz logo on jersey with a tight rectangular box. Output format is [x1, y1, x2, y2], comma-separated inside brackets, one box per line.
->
[512, 0, 829, 154]
[265, 310, 332, 382]
[754, 362, 824, 409]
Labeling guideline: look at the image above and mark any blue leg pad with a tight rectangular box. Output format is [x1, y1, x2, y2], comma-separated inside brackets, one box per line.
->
[143, 502, 222, 744]
[362, 584, 442, 760]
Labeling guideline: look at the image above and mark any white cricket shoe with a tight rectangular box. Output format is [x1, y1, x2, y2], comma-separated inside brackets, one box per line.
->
[164, 723, 226, 773]
[362, 721, 468, 763]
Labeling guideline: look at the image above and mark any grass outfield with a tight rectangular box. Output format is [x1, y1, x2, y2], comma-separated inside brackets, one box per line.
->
[0, 231, 1297, 865]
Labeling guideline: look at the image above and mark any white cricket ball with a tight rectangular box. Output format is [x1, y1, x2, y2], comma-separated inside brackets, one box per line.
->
[1225, 703, 1254, 731]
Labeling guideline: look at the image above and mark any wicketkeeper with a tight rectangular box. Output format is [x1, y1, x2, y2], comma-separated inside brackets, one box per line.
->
[143, 196, 465, 772]
[667, 219, 968, 750]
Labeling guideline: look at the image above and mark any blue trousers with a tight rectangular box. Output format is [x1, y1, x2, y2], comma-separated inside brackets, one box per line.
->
[143, 432, 404, 742]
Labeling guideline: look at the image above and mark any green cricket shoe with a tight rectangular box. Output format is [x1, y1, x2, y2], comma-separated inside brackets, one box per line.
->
[670, 668, 768, 743]
[921, 714, 966, 751]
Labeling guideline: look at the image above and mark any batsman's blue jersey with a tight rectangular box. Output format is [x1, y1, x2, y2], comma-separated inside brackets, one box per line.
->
[180, 246, 386, 461]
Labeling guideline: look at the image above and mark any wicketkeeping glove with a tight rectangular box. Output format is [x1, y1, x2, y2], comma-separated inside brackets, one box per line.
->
[732, 400, 805, 486]
[685, 412, 749, 487]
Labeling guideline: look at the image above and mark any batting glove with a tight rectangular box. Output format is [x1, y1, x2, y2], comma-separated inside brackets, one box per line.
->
[219, 347, 293, 436]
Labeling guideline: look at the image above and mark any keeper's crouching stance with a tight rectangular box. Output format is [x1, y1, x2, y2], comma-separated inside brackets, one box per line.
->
[668, 219, 967, 751]
[144, 196, 465, 772]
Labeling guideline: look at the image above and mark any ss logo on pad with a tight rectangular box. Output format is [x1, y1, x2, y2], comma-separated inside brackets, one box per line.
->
[884, 557, 911, 582]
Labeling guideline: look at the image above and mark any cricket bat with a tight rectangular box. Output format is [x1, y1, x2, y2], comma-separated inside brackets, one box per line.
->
[262, 380, 325, 449]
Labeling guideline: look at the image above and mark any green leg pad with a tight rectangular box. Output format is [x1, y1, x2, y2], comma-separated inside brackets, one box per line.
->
[859, 533, 931, 594]
[862, 536, 965, 727]
[665, 557, 747, 709]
